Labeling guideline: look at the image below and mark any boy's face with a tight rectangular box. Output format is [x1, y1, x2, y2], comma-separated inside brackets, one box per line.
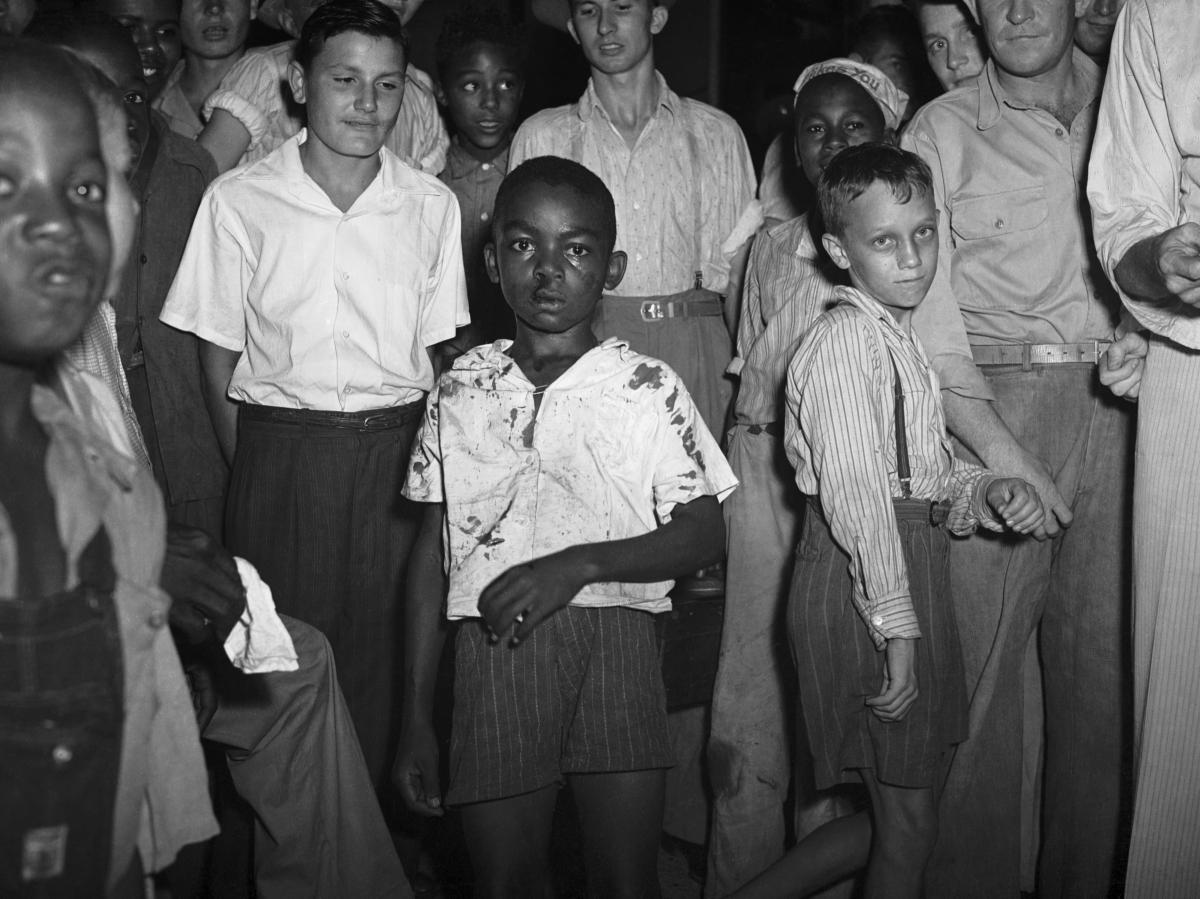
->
[1074, 0, 1124, 57]
[288, 31, 406, 163]
[794, 75, 889, 187]
[0, 0, 36, 36]
[438, 41, 524, 160]
[822, 182, 939, 324]
[568, 0, 667, 77]
[0, 68, 112, 365]
[918, 2, 986, 91]
[181, 0, 256, 61]
[485, 181, 627, 336]
[854, 35, 916, 102]
[69, 34, 153, 178]
[99, 0, 182, 99]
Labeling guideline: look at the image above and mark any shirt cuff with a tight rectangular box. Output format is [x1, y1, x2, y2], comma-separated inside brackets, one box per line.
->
[867, 590, 922, 648]
[202, 90, 270, 149]
[726, 356, 745, 376]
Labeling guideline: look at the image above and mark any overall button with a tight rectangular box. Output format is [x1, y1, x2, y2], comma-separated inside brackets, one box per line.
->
[51, 745, 73, 765]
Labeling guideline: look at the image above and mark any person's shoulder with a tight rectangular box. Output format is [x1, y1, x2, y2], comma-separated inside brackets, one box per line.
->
[381, 148, 458, 202]
[906, 86, 977, 137]
[678, 95, 742, 136]
[763, 211, 812, 248]
[406, 63, 437, 96]
[514, 104, 575, 143]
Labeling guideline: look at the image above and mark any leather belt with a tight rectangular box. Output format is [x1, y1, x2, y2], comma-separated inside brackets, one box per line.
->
[240, 400, 423, 431]
[892, 498, 951, 526]
[971, 341, 1110, 368]
[639, 298, 724, 322]
[745, 421, 783, 437]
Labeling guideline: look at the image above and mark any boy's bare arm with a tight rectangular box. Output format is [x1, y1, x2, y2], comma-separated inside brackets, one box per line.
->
[478, 494, 724, 645]
[394, 502, 450, 816]
[198, 341, 240, 465]
[197, 108, 253, 175]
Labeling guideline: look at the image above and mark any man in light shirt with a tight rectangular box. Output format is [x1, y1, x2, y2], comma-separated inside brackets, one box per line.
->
[901, 0, 1132, 895]
[160, 0, 469, 796]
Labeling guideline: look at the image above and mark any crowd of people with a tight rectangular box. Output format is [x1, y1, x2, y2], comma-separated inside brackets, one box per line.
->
[0, 0, 1196, 896]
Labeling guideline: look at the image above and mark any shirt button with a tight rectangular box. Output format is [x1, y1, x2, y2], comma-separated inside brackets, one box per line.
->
[342, 330, 350, 338]
[636, 253, 644, 262]
[52, 744, 73, 765]
[1055, 127, 1064, 137]
[994, 218, 1006, 229]
[872, 616, 884, 626]
[481, 162, 491, 171]
[148, 610, 167, 629]
[139, 253, 148, 265]
[344, 385, 353, 394]
[633, 202, 641, 211]
[480, 211, 490, 221]
[341, 272, 350, 281]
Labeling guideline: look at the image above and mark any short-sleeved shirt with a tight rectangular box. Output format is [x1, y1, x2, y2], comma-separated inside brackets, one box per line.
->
[729, 213, 841, 425]
[508, 72, 758, 296]
[403, 338, 738, 619]
[5, 380, 218, 879]
[786, 286, 996, 647]
[160, 132, 469, 411]
[902, 54, 1119, 399]
[203, 42, 450, 174]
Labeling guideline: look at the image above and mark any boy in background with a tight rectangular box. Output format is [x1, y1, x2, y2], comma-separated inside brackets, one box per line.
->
[707, 58, 906, 897]
[435, 4, 525, 349]
[732, 143, 1043, 899]
[394, 156, 737, 896]
[161, 0, 468, 795]
[97, 0, 183, 101]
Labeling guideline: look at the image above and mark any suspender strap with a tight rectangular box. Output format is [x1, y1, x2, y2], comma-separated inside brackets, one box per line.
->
[889, 353, 913, 499]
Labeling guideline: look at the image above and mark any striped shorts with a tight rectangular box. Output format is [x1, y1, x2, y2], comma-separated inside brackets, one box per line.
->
[446, 605, 674, 806]
[789, 505, 968, 790]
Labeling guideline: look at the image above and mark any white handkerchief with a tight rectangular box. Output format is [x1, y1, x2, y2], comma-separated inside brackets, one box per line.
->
[223, 557, 299, 674]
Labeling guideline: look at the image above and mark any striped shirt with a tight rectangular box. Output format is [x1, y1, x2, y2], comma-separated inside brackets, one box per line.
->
[202, 42, 449, 174]
[508, 72, 758, 296]
[729, 213, 842, 425]
[785, 286, 999, 647]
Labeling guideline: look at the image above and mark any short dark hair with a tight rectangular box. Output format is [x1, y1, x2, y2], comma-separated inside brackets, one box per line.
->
[817, 143, 932, 236]
[23, 8, 131, 52]
[493, 156, 617, 248]
[435, 4, 525, 84]
[294, 0, 407, 71]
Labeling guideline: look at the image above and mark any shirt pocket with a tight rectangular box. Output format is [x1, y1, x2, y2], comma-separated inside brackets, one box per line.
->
[949, 185, 1051, 309]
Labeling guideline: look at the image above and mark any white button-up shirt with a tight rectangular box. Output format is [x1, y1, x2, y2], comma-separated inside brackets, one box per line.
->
[404, 339, 738, 619]
[161, 133, 469, 411]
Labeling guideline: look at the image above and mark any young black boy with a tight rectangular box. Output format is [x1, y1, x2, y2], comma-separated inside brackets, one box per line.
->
[394, 156, 738, 897]
[0, 39, 215, 895]
[435, 4, 525, 348]
[731, 143, 1043, 899]
[161, 0, 468, 791]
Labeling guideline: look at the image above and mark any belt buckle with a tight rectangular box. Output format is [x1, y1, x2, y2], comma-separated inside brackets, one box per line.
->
[360, 412, 387, 429]
[640, 300, 666, 322]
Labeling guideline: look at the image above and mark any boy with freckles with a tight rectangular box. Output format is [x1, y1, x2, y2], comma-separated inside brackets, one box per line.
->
[395, 156, 737, 897]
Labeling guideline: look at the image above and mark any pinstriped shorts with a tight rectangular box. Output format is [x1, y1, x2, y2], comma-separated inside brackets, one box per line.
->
[445, 605, 673, 806]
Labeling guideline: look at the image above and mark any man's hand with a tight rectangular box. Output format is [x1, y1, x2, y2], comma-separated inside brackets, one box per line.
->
[162, 523, 246, 645]
[478, 549, 588, 645]
[985, 477, 1045, 535]
[1155, 223, 1200, 306]
[1100, 331, 1149, 401]
[866, 637, 919, 723]
[393, 724, 444, 817]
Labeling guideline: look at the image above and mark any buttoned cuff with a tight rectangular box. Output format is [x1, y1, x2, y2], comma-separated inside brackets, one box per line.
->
[726, 355, 745, 376]
[866, 590, 922, 649]
[202, 90, 270, 150]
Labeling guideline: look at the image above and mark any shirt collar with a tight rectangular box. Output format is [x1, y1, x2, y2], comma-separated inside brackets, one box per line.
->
[451, 337, 634, 389]
[975, 49, 1102, 131]
[834, 285, 907, 333]
[443, 137, 511, 181]
[577, 70, 678, 123]
[276, 131, 439, 210]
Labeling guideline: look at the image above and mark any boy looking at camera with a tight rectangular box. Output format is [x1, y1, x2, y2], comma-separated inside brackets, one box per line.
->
[395, 156, 737, 897]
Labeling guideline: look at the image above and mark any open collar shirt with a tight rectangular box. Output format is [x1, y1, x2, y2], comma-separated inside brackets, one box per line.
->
[730, 212, 842, 425]
[785, 286, 997, 647]
[152, 61, 204, 140]
[1089, 0, 1200, 350]
[160, 132, 469, 411]
[403, 338, 738, 619]
[0, 381, 217, 882]
[508, 72, 758, 296]
[902, 53, 1120, 399]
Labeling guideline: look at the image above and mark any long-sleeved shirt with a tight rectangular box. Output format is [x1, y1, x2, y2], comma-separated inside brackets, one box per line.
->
[202, 42, 449, 174]
[1088, 0, 1200, 349]
[508, 72, 759, 297]
[902, 53, 1120, 399]
[403, 338, 738, 619]
[161, 132, 469, 411]
[785, 286, 998, 647]
[3, 380, 218, 882]
[729, 213, 841, 425]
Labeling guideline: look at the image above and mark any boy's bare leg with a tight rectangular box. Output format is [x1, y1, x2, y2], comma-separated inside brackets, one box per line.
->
[460, 785, 558, 899]
[859, 771, 937, 899]
[570, 769, 665, 899]
[727, 810, 870, 899]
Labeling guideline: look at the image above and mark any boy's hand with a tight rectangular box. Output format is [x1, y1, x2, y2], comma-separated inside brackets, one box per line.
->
[866, 637, 919, 722]
[163, 523, 247, 645]
[1100, 331, 1148, 401]
[393, 723, 444, 817]
[985, 477, 1045, 535]
[478, 549, 589, 645]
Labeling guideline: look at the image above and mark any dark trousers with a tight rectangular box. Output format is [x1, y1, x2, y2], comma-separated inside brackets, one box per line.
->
[225, 403, 423, 789]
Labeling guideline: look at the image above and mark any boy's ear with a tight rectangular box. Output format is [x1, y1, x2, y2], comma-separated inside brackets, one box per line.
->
[286, 60, 307, 105]
[821, 233, 852, 272]
[847, 51, 865, 64]
[650, 4, 669, 35]
[250, 0, 260, 20]
[484, 242, 500, 285]
[566, 18, 580, 46]
[434, 81, 448, 107]
[604, 250, 628, 291]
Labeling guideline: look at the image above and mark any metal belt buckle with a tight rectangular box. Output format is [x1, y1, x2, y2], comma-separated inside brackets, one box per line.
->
[360, 412, 388, 429]
[640, 300, 666, 322]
